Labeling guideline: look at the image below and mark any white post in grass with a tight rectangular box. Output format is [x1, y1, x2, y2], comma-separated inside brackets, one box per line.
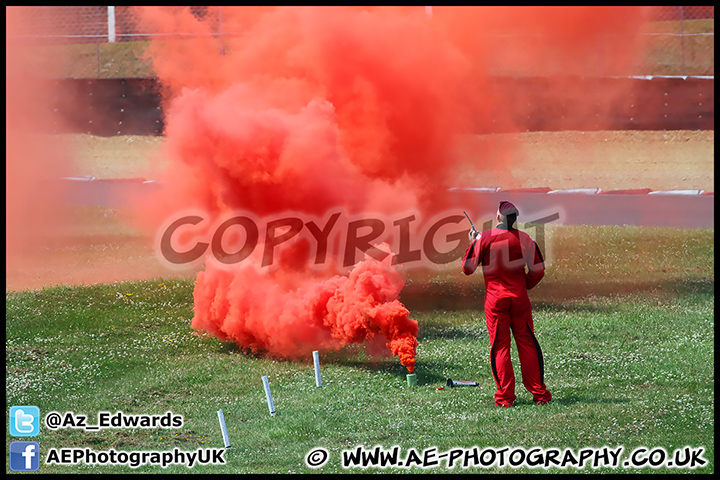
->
[262, 376, 276, 416]
[313, 350, 322, 387]
[107, 6, 116, 43]
[217, 410, 231, 449]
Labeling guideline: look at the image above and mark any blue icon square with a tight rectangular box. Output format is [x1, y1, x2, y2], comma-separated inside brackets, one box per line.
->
[9, 405, 40, 437]
[9, 441, 41, 472]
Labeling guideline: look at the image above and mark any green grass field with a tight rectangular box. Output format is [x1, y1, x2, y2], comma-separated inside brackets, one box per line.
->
[6, 222, 714, 473]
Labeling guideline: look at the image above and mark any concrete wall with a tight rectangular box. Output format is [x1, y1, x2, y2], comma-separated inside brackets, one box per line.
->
[47, 76, 713, 136]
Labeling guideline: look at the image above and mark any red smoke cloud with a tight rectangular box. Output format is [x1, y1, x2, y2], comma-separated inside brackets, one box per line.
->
[131, 6, 650, 370]
[6, 7, 75, 281]
[192, 254, 418, 372]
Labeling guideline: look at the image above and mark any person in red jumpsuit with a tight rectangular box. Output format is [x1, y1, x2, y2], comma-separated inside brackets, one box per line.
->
[462, 201, 551, 407]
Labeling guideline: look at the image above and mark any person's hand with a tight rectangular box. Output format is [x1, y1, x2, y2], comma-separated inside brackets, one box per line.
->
[468, 228, 479, 242]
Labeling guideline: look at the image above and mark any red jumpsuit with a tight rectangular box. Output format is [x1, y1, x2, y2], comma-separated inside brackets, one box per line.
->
[462, 225, 551, 407]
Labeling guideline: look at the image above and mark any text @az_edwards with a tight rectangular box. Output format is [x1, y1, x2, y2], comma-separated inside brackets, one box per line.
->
[45, 410, 183, 431]
[304, 445, 709, 471]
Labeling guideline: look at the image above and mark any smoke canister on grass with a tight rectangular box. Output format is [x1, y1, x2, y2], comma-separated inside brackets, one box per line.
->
[313, 350, 322, 387]
[446, 378, 479, 388]
[262, 375, 276, 416]
[406, 373, 417, 386]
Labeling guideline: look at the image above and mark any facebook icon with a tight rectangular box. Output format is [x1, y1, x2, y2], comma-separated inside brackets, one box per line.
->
[9, 441, 40, 472]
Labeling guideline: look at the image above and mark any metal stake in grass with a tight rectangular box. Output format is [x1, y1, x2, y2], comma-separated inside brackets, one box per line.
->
[312, 350, 322, 387]
[217, 409, 231, 449]
[262, 375, 276, 416]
